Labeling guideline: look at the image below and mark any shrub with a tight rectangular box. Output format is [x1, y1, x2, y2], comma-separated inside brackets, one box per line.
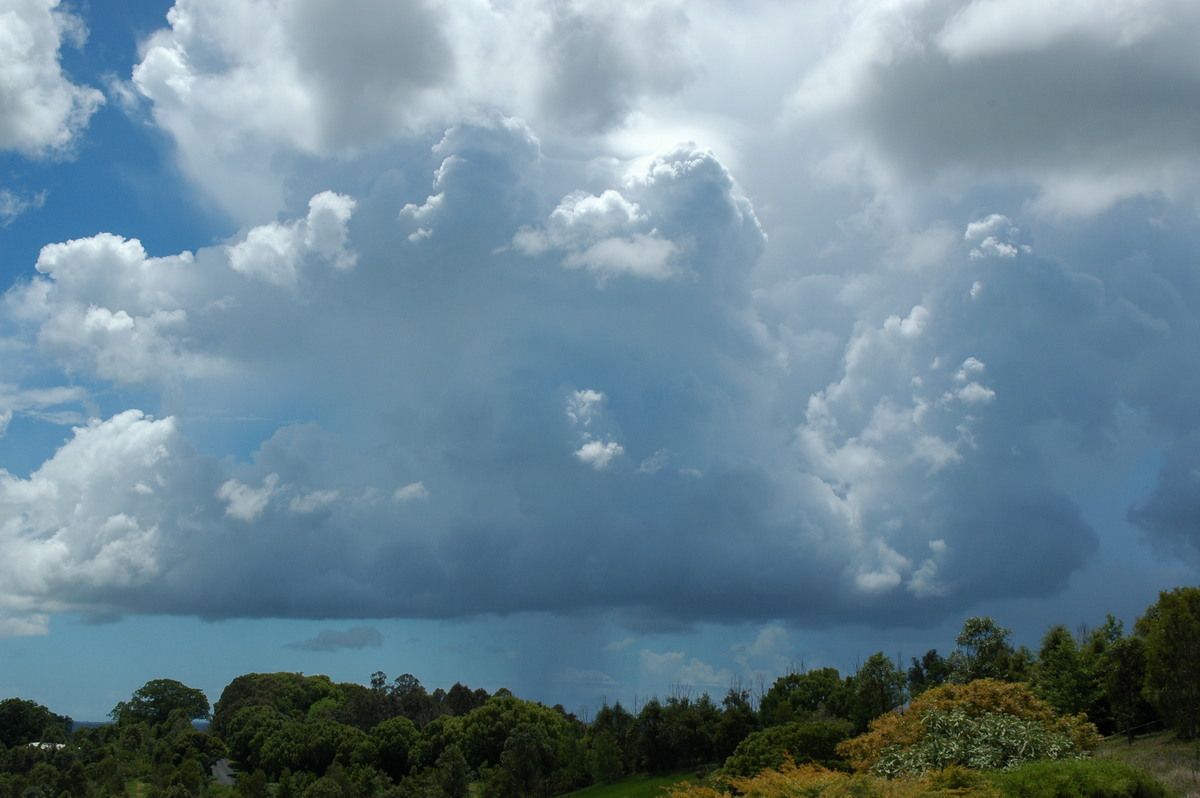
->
[992, 757, 1167, 798]
[871, 710, 1086, 777]
[664, 758, 1002, 798]
[838, 680, 1100, 777]
[720, 719, 852, 777]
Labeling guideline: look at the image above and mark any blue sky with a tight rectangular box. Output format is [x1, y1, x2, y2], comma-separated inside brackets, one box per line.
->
[1, 0, 1199, 722]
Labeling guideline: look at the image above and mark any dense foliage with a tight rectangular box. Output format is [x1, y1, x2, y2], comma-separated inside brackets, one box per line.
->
[0, 586, 1195, 796]
[665, 757, 1166, 798]
[1137, 587, 1200, 739]
[111, 679, 212, 727]
[838, 680, 1100, 776]
[993, 757, 1168, 798]
[664, 760, 1003, 798]
[719, 719, 851, 776]
[0, 698, 72, 747]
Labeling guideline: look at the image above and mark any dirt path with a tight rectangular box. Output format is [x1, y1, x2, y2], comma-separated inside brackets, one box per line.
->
[211, 758, 236, 787]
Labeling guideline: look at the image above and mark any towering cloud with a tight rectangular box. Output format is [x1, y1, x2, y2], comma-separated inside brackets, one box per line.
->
[0, 0, 1198, 674]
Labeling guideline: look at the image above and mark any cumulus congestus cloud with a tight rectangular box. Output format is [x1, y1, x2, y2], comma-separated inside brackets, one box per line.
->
[0, 117, 1104, 636]
[129, 0, 699, 220]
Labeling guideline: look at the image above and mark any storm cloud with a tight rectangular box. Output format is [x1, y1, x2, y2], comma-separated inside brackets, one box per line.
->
[0, 0, 1198, 664]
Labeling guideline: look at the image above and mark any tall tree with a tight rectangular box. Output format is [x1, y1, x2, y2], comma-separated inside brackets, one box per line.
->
[1076, 615, 1125, 733]
[495, 723, 557, 797]
[455, 695, 572, 772]
[759, 667, 845, 726]
[907, 649, 952, 697]
[633, 698, 671, 772]
[846, 653, 907, 733]
[111, 679, 210, 728]
[0, 698, 71, 747]
[1032, 625, 1096, 718]
[715, 685, 759, 760]
[370, 715, 419, 782]
[212, 672, 340, 735]
[949, 617, 1028, 683]
[443, 682, 487, 716]
[1103, 634, 1155, 743]
[434, 743, 470, 798]
[1137, 586, 1200, 739]
[660, 694, 721, 769]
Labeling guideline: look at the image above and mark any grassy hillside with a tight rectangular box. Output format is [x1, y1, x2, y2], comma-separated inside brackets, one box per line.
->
[558, 770, 699, 798]
[1098, 733, 1200, 798]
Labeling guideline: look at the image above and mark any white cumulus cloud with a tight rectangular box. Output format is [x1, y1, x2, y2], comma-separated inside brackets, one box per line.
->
[0, 0, 103, 157]
[574, 439, 624, 471]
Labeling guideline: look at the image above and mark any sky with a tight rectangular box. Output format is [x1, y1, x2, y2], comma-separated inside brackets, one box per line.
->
[1, 0, 1199, 723]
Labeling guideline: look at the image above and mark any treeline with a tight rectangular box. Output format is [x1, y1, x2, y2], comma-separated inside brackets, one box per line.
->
[0, 585, 1196, 797]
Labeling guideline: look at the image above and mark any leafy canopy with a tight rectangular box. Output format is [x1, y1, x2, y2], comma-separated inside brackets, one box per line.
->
[110, 678, 211, 727]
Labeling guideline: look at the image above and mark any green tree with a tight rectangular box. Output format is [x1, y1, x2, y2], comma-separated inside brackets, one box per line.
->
[408, 713, 463, 771]
[88, 753, 129, 795]
[720, 719, 852, 777]
[259, 720, 368, 779]
[588, 701, 634, 774]
[1032, 625, 1096, 718]
[369, 715, 418, 782]
[846, 653, 907, 733]
[715, 686, 759, 761]
[907, 650, 952, 697]
[586, 729, 625, 784]
[633, 698, 671, 772]
[167, 757, 207, 796]
[24, 761, 62, 798]
[336, 673, 396, 731]
[0, 699, 71, 747]
[212, 673, 340, 736]
[1103, 634, 1155, 743]
[238, 768, 270, 798]
[224, 705, 289, 772]
[59, 759, 89, 798]
[1075, 615, 1125, 734]
[493, 724, 557, 797]
[1137, 586, 1200, 739]
[433, 743, 469, 798]
[387, 674, 439, 728]
[441, 683, 487, 717]
[152, 717, 227, 769]
[949, 617, 1029, 683]
[110, 679, 210, 728]
[659, 694, 721, 769]
[759, 668, 845, 726]
[455, 696, 571, 771]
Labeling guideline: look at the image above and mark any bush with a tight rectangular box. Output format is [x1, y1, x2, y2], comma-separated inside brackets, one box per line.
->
[720, 719, 852, 777]
[839, 680, 1100, 777]
[871, 710, 1086, 776]
[664, 759, 1002, 798]
[992, 757, 1167, 798]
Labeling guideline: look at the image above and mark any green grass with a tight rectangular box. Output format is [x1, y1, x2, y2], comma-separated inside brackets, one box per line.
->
[558, 770, 700, 798]
[1097, 732, 1200, 798]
